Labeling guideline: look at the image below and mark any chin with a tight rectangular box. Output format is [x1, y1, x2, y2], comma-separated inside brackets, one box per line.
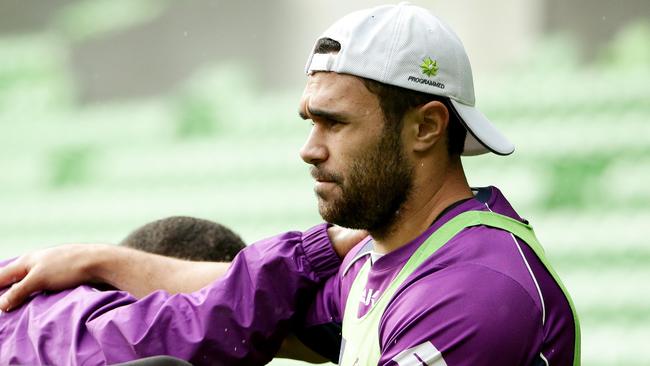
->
[317, 201, 340, 224]
[317, 201, 332, 219]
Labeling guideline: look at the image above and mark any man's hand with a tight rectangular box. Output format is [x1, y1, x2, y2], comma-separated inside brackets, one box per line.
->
[327, 225, 368, 258]
[0, 244, 231, 312]
[0, 244, 107, 311]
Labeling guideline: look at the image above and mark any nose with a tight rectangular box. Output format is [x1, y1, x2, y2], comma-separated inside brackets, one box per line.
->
[299, 127, 328, 165]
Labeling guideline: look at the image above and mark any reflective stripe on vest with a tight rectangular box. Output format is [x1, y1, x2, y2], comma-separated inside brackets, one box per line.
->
[339, 210, 581, 366]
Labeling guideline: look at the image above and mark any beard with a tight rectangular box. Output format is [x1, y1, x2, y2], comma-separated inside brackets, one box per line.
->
[312, 129, 413, 233]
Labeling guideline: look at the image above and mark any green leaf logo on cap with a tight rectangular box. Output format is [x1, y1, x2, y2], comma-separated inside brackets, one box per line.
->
[420, 57, 438, 77]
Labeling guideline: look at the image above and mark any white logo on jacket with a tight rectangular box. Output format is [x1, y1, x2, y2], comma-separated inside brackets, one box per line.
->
[359, 288, 380, 307]
[392, 342, 448, 366]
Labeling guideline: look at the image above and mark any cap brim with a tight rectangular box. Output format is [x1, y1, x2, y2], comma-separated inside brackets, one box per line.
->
[449, 99, 515, 156]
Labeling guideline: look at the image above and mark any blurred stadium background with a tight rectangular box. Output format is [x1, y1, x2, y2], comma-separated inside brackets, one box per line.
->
[0, 0, 648, 365]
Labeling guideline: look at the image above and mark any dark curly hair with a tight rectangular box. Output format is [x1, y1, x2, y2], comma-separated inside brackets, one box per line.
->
[120, 216, 246, 262]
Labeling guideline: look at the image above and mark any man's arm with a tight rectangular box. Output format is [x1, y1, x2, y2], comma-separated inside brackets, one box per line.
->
[0, 225, 334, 364]
[0, 225, 365, 311]
[0, 225, 366, 365]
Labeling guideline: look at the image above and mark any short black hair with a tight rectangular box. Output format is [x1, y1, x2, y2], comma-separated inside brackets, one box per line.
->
[312, 38, 467, 156]
[120, 216, 246, 262]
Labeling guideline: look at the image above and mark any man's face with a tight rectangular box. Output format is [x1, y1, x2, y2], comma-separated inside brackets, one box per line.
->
[298, 72, 413, 232]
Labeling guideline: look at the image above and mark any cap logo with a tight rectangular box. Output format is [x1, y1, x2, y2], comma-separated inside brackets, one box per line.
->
[420, 57, 438, 77]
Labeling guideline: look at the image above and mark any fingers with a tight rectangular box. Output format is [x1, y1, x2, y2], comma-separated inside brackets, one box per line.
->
[0, 260, 27, 289]
[347, 229, 369, 244]
[328, 226, 369, 258]
[0, 270, 41, 312]
[0, 260, 27, 311]
[0, 284, 17, 311]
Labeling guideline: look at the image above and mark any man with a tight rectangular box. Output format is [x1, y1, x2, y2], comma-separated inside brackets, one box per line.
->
[0, 3, 579, 365]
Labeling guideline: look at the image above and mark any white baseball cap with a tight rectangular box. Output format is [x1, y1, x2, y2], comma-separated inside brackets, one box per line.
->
[305, 2, 514, 156]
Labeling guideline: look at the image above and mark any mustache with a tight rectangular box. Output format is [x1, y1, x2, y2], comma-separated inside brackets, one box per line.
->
[310, 167, 342, 183]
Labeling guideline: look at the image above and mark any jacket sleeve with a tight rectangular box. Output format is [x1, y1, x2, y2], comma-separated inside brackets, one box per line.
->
[0, 224, 340, 366]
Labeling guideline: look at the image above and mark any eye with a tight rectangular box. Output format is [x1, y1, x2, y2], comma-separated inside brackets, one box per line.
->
[325, 118, 345, 128]
[310, 117, 346, 131]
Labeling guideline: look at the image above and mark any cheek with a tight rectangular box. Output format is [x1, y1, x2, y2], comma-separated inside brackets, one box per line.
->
[340, 125, 382, 155]
[333, 139, 365, 170]
[336, 142, 379, 185]
[324, 122, 385, 174]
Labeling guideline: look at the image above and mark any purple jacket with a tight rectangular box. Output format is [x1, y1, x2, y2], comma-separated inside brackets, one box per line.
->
[303, 186, 577, 365]
[0, 226, 340, 365]
[0, 186, 576, 365]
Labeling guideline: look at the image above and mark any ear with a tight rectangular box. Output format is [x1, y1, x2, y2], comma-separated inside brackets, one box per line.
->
[410, 100, 449, 153]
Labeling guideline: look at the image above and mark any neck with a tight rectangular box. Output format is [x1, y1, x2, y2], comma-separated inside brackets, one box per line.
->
[370, 157, 472, 254]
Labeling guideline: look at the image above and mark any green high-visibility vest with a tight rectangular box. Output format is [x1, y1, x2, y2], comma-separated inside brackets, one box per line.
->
[340, 211, 581, 366]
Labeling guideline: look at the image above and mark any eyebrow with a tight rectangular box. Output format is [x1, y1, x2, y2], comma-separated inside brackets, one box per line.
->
[299, 106, 348, 122]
